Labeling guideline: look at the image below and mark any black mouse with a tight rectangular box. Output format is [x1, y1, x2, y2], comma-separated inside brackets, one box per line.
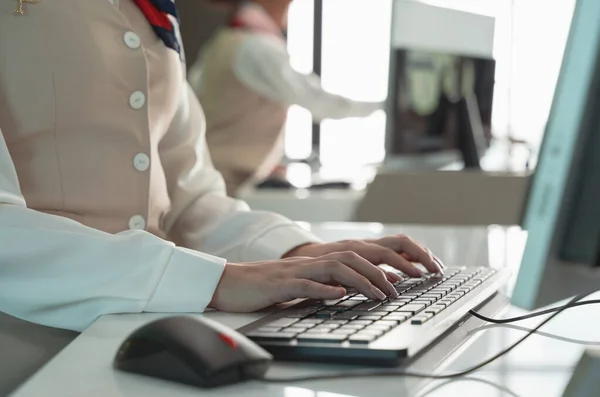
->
[113, 316, 273, 388]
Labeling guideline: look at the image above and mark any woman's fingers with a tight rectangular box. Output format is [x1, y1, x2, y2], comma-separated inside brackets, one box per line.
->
[282, 279, 347, 301]
[294, 257, 391, 300]
[375, 235, 443, 274]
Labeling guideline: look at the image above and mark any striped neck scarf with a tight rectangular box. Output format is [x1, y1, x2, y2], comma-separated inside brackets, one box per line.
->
[133, 0, 181, 54]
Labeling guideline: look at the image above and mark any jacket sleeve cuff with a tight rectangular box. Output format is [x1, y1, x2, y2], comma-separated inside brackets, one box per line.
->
[145, 247, 226, 313]
[244, 223, 323, 262]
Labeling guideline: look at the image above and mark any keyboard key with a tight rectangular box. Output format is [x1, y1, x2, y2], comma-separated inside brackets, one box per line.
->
[439, 299, 454, 307]
[349, 295, 369, 301]
[255, 327, 282, 333]
[315, 323, 342, 329]
[410, 286, 431, 292]
[353, 301, 383, 311]
[397, 304, 426, 314]
[358, 329, 384, 337]
[404, 277, 427, 283]
[305, 328, 331, 334]
[379, 305, 402, 312]
[412, 299, 435, 306]
[330, 300, 361, 310]
[421, 292, 443, 300]
[425, 305, 445, 315]
[385, 313, 410, 322]
[247, 332, 297, 341]
[331, 329, 356, 335]
[372, 320, 397, 328]
[334, 313, 359, 321]
[297, 334, 349, 343]
[411, 313, 434, 324]
[366, 311, 390, 317]
[399, 293, 423, 299]
[323, 298, 346, 306]
[349, 334, 377, 344]
[352, 320, 374, 326]
[269, 318, 299, 328]
[338, 324, 367, 330]
[323, 320, 349, 325]
[390, 297, 414, 303]
[285, 327, 309, 334]
[315, 310, 337, 319]
[359, 315, 384, 321]
[296, 319, 324, 326]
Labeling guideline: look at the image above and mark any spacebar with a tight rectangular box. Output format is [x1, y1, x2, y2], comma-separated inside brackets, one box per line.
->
[246, 332, 296, 342]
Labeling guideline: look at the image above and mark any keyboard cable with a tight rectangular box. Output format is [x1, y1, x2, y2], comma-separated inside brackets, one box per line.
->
[467, 299, 600, 324]
[258, 292, 592, 383]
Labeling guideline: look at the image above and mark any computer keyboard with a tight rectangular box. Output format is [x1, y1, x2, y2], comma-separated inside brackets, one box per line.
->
[242, 267, 500, 355]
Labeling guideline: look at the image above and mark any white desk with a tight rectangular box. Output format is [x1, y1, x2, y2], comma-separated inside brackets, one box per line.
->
[11, 224, 592, 397]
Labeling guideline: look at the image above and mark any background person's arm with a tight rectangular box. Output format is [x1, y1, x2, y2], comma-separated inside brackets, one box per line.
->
[232, 34, 384, 121]
[0, 129, 226, 332]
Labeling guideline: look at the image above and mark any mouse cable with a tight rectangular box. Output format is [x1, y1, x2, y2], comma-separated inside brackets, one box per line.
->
[420, 376, 523, 397]
[468, 299, 600, 324]
[259, 293, 589, 384]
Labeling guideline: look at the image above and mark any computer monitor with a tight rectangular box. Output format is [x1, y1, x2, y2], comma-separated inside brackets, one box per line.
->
[511, 0, 600, 310]
[386, 49, 496, 168]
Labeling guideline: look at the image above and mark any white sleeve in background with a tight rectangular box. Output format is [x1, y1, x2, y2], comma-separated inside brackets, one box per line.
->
[233, 34, 384, 122]
[0, 130, 226, 332]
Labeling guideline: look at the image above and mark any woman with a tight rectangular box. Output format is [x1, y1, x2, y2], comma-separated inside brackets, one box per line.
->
[190, 0, 383, 195]
[0, 0, 444, 340]
[0, 1, 444, 392]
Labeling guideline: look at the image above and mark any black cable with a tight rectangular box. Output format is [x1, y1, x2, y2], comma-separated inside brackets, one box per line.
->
[468, 299, 600, 324]
[419, 376, 523, 397]
[468, 323, 600, 346]
[259, 293, 590, 384]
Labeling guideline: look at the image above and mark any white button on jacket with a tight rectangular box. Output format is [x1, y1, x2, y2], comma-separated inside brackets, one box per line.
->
[0, 0, 320, 332]
[129, 215, 147, 230]
[133, 153, 150, 172]
[129, 91, 146, 109]
[124, 31, 141, 49]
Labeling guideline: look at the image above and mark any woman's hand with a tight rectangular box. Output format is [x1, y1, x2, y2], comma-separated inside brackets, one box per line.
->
[209, 251, 403, 312]
[283, 235, 445, 278]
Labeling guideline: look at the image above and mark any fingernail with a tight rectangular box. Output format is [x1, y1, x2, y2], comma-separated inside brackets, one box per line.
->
[435, 256, 446, 268]
[387, 272, 404, 283]
[386, 282, 399, 298]
[370, 286, 387, 301]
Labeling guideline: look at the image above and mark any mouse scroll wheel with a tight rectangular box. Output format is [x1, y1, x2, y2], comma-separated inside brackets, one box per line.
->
[218, 333, 238, 349]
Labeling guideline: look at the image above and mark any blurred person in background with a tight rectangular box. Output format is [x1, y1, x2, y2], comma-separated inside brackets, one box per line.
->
[189, 0, 383, 196]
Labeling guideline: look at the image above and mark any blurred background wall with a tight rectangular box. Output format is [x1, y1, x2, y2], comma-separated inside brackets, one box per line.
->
[178, 0, 229, 71]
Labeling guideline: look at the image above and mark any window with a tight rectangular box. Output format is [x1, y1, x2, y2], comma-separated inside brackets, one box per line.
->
[285, 0, 314, 160]
[286, 0, 576, 168]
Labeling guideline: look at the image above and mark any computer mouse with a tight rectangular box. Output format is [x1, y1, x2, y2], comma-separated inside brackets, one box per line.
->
[113, 316, 273, 388]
